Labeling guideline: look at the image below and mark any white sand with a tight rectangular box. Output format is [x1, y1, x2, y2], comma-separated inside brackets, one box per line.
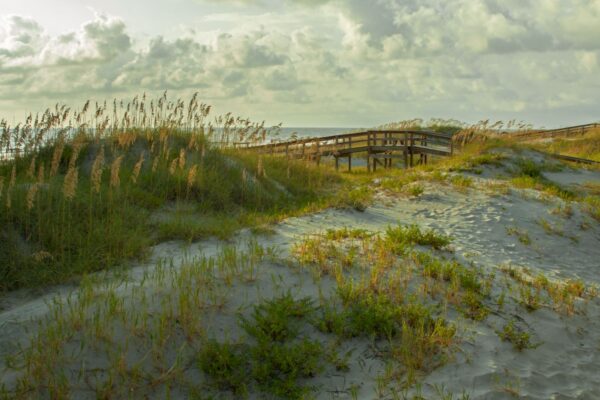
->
[1, 157, 600, 399]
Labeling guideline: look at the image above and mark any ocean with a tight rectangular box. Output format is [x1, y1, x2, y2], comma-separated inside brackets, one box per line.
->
[277, 127, 364, 140]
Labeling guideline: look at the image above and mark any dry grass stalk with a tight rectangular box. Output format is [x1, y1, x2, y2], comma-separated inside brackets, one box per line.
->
[257, 157, 264, 178]
[169, 158, 178, 175]
[37, 163, 45, 184]
[9, 164, 16, 189]
[63, 167, 78, 200]
[110, 155, 124, 189]
[27, 156, 36, 179]
[152, 156, 160, 173]
[131, 152, 145, 184]
[50, 139, 65, 177]
[117, 131, 136, 149]
[69, 141, 84, 169]
[187, 164, 198, 194]
[178, 149, 186, 170]
[242, 168, 248, 186]
[91, 147, 105, 193]
[26, 183, 39, 210]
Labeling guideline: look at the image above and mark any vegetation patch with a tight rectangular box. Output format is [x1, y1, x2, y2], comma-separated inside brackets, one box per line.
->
[0, 94, 347, 291]
[200, 294, 324, 399]
[497, 320, 540, 351]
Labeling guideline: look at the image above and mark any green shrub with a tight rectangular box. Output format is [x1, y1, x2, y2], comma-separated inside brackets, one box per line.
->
[385, 224, 452, 252]
[198, 341, 249, 394]
[498, 320, 540, 351]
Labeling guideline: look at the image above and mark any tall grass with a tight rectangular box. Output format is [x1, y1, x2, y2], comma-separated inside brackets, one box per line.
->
[0, 93, 340, 291]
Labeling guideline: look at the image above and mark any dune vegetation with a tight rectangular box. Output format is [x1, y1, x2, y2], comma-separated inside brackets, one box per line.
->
[1, 96, 600, 399]
[0, 93, 369, 291]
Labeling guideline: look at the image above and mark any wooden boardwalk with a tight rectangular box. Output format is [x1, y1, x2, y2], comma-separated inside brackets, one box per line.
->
[245, 130, 454, 172]
[512, 123, 599, 141]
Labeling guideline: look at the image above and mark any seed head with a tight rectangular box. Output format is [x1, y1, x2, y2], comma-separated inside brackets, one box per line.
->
[27, 157, 36, 179]
[91, 147, 105, 193]
[187, 164, 198, 194]
[110, 155, 124, 189]
[131, 152, 145, 184]
[178, 149, 186, 170]
[27, 183, 39, 210]
[50, 140, 65, 177]
[63, 167, 78, 200]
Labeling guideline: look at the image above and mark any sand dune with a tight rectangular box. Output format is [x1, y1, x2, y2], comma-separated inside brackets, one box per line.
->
[1, 156, 600, 399]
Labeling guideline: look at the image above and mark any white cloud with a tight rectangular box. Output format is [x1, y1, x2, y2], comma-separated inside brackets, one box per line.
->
[0, 0, 599, 127]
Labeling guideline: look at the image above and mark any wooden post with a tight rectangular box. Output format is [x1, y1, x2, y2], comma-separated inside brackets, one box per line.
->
[367, 133, 371, 173]
[403, 132, 408, 169]
[409, 133, 414, 167]
[348, 137, 352, 172]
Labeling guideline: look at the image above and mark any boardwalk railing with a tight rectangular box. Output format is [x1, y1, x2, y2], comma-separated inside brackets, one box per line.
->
[512, 123, 599, 140]
[245, 130, 454, 172]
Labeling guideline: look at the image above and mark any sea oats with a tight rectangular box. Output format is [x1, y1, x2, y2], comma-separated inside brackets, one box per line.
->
[37, 163, 45, 184]
[188, 134, 196, 150]
[50, 139, 65, 177]
[169, 158, 178, 175]
[26, 183, 39, 210]
[178, 148, 186, 170]
[27, 156, 36, 179]
[63, 167, 78, 200]
[9, 164, 16, 189]
[91, 147, 105, 194]
[131, 152, 145, 184]
[257, 157, 264, 178]
[187, 164, 198, 194]
[152, 156, 160, 173]
[110, 155, 124, 189]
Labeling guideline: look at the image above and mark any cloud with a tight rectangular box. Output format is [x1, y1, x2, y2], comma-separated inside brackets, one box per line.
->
[1, 1, 600, 127]
[0, 15, 45, 65]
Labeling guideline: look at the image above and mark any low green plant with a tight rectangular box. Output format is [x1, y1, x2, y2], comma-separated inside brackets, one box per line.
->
[497, 320, 540, 351]
[459, 290, 489, 321]
[333, 186, 374, 212]
[450, 175, 473, 188]
[537, 218, 564, 237]
[325, 227, 371, 241]
[385, 224, 452, 252]
[198, 341, 250, 394]
[198, 294, 325, 399]
[408, 184, 425, 197]
[515, 158, 542, 178]
[583, 196, 600, 221]
[240, 293, 314, 342]
[506, 226, 531, 245]
[250, 338, 323, 398]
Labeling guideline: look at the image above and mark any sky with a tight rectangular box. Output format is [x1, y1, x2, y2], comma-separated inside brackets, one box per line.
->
[1, 0, 599, 128]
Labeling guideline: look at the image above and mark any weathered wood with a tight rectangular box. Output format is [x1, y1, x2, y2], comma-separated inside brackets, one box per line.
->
[245, 129, 453, 172]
